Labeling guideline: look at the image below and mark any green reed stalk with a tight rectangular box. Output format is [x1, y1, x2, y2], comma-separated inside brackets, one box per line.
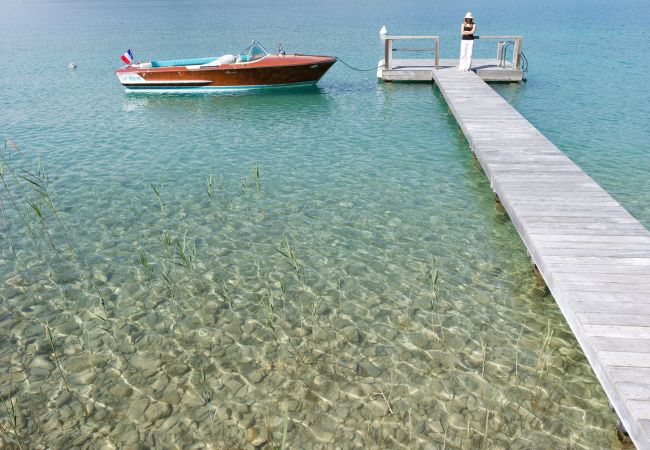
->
[27, 200, 57, 251]
[441, 395, 453, 450]
[0, 392, 24, 450]
[219, 281, 233, 311]
[161, 263, 181, 339]
[534, 321, 555, 395]
[0, 162, 18, 259]
[253, 164, 260, 192]
[279, 409, 289, 450]
[428, 256, 443, 341]
[514, 319, 526, 386]
[138, 250, 153, 288]
[277, 237, 301, 279]
[482, 409, 490, 449]
[20, 159, 74, 252]
[44, 317, 70, 393]
[205, 173, 215, 198]
[3, 143, 136, 370]
[265, 286, 276, 330]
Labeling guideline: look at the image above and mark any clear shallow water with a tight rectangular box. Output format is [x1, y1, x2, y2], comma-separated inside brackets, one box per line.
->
[0, 0, 647, 448]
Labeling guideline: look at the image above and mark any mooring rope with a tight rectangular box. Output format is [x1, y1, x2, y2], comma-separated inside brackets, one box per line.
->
[335, 56, 383, 72]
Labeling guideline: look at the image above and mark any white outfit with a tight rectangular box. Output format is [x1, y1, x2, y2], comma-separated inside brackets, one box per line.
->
[459, 40, 474, 71]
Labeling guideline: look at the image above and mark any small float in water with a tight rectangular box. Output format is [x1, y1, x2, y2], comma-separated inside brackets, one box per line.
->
[115, 41, 336, 93]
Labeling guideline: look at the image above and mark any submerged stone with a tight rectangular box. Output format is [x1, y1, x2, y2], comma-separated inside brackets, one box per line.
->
[357, 360, 382, 378]
[145, 401, 172, 422]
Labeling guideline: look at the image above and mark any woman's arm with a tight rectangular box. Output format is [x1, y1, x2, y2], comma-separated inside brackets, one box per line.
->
[461, 24, 476, 35]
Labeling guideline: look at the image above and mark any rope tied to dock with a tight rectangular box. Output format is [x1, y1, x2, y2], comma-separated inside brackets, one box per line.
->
[335, 57, 382, 72]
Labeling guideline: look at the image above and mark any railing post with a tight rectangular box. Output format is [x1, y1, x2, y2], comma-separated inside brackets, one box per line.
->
[384, 38, 393, 70]
[434, 37, 439, 69]
[497, 41, 505, 67]
[513, 37, 522, 70]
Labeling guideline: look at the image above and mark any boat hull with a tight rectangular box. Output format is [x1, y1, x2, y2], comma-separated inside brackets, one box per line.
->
[116, 55, 336, 93]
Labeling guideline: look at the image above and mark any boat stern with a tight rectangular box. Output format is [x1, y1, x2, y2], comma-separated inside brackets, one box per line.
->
[115, 68, 147, 87]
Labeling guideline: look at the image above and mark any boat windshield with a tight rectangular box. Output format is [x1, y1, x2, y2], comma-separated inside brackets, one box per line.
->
[237, 41, 270, 62]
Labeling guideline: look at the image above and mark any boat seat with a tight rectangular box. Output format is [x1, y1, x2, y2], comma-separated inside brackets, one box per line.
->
[151, 57, 217, 68]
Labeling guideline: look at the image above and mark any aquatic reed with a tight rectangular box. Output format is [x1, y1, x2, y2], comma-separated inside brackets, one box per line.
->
[253, 164, 261, 192]
[44, 317, 70, 393]
[205, 173, 215, 198]
[0, 391, 24, 450]
[138, 249, 153, 288]
[280, 409, 289, 450]
[151, 183, 164, 213]
[277, 237, 301, 279]
[428, 256, 443, 341]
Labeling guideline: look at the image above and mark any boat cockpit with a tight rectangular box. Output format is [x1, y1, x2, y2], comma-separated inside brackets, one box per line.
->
[236, 41, 270, 63]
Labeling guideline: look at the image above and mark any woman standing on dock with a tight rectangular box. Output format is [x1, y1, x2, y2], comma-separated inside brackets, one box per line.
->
[459, 12, 476, 71]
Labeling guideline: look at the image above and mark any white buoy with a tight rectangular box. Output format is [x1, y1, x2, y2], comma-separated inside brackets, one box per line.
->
[68, 63, 77, 71]
[379, 25, 387, 41]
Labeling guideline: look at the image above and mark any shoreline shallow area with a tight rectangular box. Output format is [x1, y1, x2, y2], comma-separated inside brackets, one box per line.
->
[0, 152, 625, 448]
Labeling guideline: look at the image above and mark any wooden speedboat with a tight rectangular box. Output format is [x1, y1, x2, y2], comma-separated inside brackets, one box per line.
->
[115, 42, 336, 93]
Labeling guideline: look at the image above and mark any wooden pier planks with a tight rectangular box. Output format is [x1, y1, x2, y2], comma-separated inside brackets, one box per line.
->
[432, 67, 650, 449]
[378, 58, 524, 82]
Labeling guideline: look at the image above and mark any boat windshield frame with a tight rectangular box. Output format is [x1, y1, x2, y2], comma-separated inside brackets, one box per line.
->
[237, 41, 270, 62]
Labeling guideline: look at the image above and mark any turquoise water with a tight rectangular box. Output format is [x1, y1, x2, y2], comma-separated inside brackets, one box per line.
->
[0, 0, 647, 448]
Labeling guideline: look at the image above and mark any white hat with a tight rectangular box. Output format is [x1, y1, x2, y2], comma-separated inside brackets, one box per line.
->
[465, 12, 473, 19]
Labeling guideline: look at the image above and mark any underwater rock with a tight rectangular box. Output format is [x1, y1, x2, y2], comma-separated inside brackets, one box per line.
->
[311, 422, 335, 443]
[248, 370, 265, 384]
[357, 360, 382, 378]
[127, 398, 149, 422]
[109, 383, 133, 399]
[246, 425, 268, 447]
[64, 354, 91, 373]
[30, 355, 55, 371]
[145, 401, 172, 421]
[165, 362, 190, 377]
[342, 325, 362, 344]
[363, 399, 389, 417]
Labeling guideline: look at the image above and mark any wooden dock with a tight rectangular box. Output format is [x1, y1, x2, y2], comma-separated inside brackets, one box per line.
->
[431, 66, 650, 449]
[379, 58, 523, 82]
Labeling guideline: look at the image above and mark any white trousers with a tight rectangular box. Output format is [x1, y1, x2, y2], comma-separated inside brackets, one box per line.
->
[459, 40, 474, 71]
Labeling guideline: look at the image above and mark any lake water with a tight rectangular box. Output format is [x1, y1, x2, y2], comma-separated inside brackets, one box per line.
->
[0, 0, 647, 448]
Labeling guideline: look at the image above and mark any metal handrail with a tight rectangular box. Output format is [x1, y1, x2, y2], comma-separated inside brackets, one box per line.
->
[475, 35, 524, 70]
[498, 41, 514, 68]
[519, 52, 529, 72]
[383, 35, 440, 70]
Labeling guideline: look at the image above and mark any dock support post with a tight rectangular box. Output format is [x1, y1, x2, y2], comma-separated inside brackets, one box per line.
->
[434, 38, 439, 69]
[617, 420, 632, 443]
[513, 37, 523, 70]
[384, 38, 393, 70]
[497, 42, 505, 67]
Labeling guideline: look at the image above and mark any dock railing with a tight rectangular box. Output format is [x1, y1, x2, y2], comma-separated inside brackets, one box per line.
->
[381, 30, 524, 72]
[383, 35, 440, 70]
[475, 35, 524, 70]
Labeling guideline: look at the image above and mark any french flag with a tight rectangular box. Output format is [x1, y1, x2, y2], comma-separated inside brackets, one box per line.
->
[120, 49, 134, 65]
